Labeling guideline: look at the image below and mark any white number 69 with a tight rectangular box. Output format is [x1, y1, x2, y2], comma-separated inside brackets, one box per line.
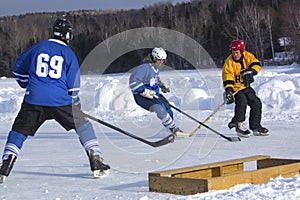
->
[36, 53, 64, 78]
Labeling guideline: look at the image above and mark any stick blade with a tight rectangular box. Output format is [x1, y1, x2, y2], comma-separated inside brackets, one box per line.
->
[227, 136, 241, 142]
[149, 134, 175, 147]
[175, 132, 191, 138]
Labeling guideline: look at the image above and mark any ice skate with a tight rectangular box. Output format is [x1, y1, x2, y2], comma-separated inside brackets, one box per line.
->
[86, 149, 110, 178]
[236, 122, 250, 138]
[252, 127, 269, 136]
[0, 154, 17, 183]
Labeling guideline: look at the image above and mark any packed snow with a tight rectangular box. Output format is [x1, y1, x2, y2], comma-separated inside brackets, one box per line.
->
[1, 63, 300, 199]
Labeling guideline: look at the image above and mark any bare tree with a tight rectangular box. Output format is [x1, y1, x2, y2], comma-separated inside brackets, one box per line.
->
[232, 4, 269, 62]
[279, 0, 300, 62]
[264, 7, 275, 62]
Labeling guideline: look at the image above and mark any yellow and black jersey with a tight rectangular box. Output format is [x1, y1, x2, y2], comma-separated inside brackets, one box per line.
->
[222, 51, 261, 91]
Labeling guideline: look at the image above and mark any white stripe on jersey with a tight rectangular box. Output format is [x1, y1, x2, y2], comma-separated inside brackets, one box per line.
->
[12, 72, 29, 78]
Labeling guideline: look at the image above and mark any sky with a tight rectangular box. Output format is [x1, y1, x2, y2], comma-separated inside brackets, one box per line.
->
[1, 64, 300, 199]
[0, 0, 188, 17]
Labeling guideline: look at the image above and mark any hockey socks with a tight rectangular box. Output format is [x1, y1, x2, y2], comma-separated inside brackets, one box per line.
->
[2, 131, 27, 160]
[76, 121, 101, 155]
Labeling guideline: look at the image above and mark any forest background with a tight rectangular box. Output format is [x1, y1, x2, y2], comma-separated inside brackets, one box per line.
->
[0, 0, 299, 76]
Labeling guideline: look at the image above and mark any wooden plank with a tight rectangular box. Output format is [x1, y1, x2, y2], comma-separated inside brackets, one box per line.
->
[173, 167, 220, 179]
[172, 162, 245, 178]
[221, 163, 244, 175]
[258, 158, 300, 169]
[253, 162, 300, 182]
[207, 171, 253, 190]
[208, 162, 300, 190]
[148, 176, 208, 195]
[150, 155, 270, 177]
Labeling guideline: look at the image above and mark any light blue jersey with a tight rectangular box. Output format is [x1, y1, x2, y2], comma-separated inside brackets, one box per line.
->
[129, 61, 176, 130]
[12, 39, 80, 106]
[129, 62, 160, 95]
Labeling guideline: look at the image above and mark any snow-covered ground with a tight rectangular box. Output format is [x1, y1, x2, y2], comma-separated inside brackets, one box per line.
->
[1, 63, 300, 199]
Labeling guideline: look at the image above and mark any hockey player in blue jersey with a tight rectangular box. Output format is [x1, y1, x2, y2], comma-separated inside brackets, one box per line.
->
[129, 47, 184, 136]
[0, 18, 110, 182]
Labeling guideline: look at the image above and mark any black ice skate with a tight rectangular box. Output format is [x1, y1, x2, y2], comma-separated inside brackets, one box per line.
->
[236, 122, 251, 138]
[0, 154, 17, 183]
[86, 149, 110, 178]
[251, 127, 269, 136]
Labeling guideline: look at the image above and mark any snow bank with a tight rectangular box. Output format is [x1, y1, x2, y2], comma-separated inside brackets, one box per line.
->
[0, 80, 24, 120]
[1, 65, 300, 122]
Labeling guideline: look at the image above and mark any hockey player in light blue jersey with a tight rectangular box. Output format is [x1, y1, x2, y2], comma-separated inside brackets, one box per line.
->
[0, 18, 110, 183]
[129, 47, 183, 136]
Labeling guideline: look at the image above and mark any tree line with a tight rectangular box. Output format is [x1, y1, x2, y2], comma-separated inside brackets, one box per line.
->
[0, 0, 299, 77]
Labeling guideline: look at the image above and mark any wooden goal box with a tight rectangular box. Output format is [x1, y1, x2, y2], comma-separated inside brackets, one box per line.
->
[148, 155, 300, 195]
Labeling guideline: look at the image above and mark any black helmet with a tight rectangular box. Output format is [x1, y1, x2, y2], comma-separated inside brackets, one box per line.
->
[52, 18, 73, 43]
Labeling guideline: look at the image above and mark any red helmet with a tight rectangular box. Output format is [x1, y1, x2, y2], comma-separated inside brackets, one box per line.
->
[229, 40, 245, 53]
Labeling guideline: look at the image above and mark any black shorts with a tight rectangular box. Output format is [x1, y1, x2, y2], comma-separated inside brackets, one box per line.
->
[12, 102, 88, 136]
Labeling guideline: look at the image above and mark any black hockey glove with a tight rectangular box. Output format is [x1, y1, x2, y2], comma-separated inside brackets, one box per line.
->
[223, 87, 234, 104]
[243, 68, 256, 87]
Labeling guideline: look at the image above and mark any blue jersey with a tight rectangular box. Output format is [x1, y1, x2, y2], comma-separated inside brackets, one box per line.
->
[129, 62, 160, 95]
[12, 39, 80, 106]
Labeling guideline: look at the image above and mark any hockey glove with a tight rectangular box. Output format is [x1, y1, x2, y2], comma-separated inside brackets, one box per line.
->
[223, 87, 234, 104]
[140, 89, 157, 99]
[158, 79, 170, 93]
[243, 68, 256, 87]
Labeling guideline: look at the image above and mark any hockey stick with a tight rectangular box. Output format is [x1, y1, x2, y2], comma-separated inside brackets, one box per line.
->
[153, 95, 240, 141]
[187, 101, 226, 137]
[188, 88, 243, 137]
[169, 105, 241, 141]
[85, 113, 175, 147]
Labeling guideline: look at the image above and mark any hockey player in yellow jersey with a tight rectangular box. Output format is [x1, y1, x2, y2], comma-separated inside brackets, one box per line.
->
[222, 39, 269, 138]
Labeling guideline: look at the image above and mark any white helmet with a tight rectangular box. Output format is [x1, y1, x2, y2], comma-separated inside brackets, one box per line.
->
[151, 47, 167, 61]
